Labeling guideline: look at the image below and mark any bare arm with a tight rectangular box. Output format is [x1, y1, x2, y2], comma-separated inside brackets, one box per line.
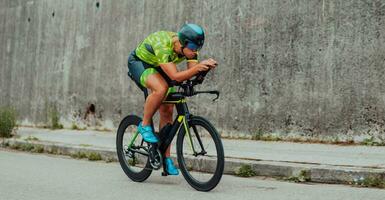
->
[188, 58, 218, 69]
[187, 60, 199, 70]
[159, 62, 209, 82]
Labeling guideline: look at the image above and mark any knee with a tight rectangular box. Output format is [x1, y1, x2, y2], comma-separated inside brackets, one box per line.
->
[146, 73, 168, 97]
[153, 83, 168, 96]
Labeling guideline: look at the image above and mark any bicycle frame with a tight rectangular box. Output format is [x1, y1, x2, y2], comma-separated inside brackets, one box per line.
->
[120, 69, 224, 190]
[126, 92, 203, 158]
[125, 69, 218, 175]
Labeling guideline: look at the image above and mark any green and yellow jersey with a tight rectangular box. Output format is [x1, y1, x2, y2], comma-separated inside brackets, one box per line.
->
[135, 31, 198, 66]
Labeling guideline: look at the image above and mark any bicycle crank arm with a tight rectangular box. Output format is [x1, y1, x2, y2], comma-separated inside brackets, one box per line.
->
[126, 149, 149, 157]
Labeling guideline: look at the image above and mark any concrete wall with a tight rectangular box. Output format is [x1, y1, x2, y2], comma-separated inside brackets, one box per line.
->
[1, 0, 385, 138]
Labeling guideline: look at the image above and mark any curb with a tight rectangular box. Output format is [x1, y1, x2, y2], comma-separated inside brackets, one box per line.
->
[2, 138, 385, 187]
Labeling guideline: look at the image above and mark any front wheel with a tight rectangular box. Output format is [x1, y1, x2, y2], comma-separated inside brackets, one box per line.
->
[176, 116, 225, 191]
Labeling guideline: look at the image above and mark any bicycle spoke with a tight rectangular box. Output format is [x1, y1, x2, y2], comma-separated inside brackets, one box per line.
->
[192, 125, 207, 155]
[180, 122, 218, 182]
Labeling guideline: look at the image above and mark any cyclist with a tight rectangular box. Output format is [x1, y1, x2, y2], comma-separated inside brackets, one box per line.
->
[127, 24, 217, 175]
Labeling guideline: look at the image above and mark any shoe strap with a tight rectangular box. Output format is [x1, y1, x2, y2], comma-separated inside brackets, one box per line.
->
[166, 158, 174, 165]
[140, 124, 153, 133]
[142, 125, 153, 131]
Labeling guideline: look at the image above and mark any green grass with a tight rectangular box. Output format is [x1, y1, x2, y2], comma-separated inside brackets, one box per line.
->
[71, 151, 107, 162]
[48, 105, 63, 130]
[20, 143, 35, 151]
[249, 131, 383, 147]
[9, 143, 22, 150]
[127, 158, 137, 166]
[87, 152, 102, 161]
[251, 133, 282, 142]
[79, 144, 92, 147]
[2, 141, 10, 147]
[235, 164, 256, 177]
[0, 106, 17, 138]
[24, 136, 39, 141]
[9, 143, 44, 153]
[71, 151, 88, 159]
[47, 146, 59, 154]
[31, 145, 45, 153]
[105, 157, 116, 163]
[360, 137, 385, 146]
[71, 124, 79, 130]
[4, 142, 112, 163]
[71, 124, 87, 130]
[361, 177, 385, 188]
[353, 176, 385, 188]
[284, 170, 311, 183]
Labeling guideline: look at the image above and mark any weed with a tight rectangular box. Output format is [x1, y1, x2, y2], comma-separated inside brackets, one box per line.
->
[235, 164, 256, 177]
[361, 137, 384, 146]
[48, 105, 63, 130]
[361, 177, 385, 188]
[353, 176, 385, 188]
[21, 143, 35, 151]
[2, 141, 10, 147]
[10, 143, 22, 150]
[25, 136, 39, 141]
[47, 146, 59, 154]
[0, 107, 17, 138]
[127, 158, 137, 166]
[88, 152, 102, 161]
[71, 124, 79, 130]
[71, 151, 88, 159]
[31, 145, 45, 153]
[79, 144, 92, 147]
[261, 135, 282, 142]
[105, 157, 116, 163]
[285, 170, 311, 183]
[251, 129, 263, 140]
[9, 143, 44, 153]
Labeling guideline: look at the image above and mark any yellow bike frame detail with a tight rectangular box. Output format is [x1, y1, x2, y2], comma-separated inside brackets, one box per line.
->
[177, 115, 196, 153]
[177, 115, 184, 123]
[163, 99, 187, 104]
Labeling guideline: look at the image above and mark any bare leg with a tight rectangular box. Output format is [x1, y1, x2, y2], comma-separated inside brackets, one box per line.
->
[142, 73, 168, 126]
[159, 104, 174, 157]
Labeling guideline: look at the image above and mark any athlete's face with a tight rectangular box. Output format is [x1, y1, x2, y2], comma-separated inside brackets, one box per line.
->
[182, 47, 197, 59]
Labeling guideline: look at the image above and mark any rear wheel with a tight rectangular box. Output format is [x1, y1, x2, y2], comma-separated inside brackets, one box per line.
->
[116, 115, 152, 182]
[176, 116, 224, 191]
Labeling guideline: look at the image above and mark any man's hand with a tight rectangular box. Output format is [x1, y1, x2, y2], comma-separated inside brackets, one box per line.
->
[200, 58, 218, 69]
[193, 64, 210, 73]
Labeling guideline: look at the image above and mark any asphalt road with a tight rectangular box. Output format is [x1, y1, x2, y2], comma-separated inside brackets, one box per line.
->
[1, 149, 385, 200]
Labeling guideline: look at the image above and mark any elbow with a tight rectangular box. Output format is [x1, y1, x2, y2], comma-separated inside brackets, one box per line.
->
[169, 74, 183, 82]
[173, 76, 184, 82]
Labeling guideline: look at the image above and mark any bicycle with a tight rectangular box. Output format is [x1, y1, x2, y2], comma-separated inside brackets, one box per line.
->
[116, 70, 224, 191]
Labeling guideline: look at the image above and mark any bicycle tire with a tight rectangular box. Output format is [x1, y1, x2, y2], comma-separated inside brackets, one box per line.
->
[176, 116, 225, 191]
[116, 115, 152, 182]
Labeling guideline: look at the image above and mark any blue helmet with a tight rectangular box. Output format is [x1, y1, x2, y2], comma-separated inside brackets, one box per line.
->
[178, 24, 205, 51]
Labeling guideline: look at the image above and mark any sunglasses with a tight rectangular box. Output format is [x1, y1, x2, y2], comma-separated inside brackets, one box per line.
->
[185, 42, 201, 51]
